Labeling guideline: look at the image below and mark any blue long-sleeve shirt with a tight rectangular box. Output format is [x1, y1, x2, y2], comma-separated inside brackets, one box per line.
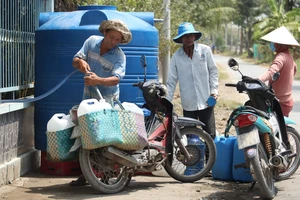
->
[166, 43, 218, 111]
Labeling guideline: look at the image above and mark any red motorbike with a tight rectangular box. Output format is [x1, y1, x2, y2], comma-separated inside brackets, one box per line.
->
[70, 55, 216, 194]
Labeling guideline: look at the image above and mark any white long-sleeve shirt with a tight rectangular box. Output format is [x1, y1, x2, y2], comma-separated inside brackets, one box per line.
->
[166, 43, 219, 111]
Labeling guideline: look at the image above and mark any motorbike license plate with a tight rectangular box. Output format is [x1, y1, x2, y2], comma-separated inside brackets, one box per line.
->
[237, 126, 260, 150]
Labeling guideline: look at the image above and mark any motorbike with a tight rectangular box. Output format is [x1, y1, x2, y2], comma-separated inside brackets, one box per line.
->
[224, 58, 300, 199]
[69, 55, 216, 194]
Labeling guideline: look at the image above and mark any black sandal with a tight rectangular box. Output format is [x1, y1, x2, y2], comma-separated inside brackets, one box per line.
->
[69, 176, 89, 186]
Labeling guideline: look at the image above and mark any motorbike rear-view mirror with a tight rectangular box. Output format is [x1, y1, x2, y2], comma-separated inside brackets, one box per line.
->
[140, 55, 147, 69]
[227, 58, 239, 71]
[272, 72, 280, 82]
[227, 58, 244, 76]
[269, 72, 280, 90]
[140, 55, 147, 82]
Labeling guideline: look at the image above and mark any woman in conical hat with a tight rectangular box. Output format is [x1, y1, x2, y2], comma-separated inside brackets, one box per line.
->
[258, 26, 299, 117]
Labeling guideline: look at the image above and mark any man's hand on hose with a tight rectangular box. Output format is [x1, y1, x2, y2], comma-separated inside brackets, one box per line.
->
[75, 58, 91, 74]
[84, 72, 100, 86]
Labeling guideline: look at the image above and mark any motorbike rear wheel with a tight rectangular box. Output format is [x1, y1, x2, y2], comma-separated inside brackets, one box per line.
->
[273, 126, 300, 181]
[79, 148, 130, 194]
[164, 127, 216, 182]
[248, 143, 276, 199]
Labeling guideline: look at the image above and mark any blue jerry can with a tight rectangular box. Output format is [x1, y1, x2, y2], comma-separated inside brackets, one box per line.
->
[232, 138, 253, 182]
[212, 135, 236, 181]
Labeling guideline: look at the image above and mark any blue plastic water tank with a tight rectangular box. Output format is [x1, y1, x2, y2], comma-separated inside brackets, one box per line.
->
[212, 135, 236, 181]
[34, 5, 159, 151]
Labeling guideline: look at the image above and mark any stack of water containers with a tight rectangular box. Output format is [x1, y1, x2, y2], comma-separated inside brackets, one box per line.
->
[44, 113, 80, 176]
[212, 135, 253, 182]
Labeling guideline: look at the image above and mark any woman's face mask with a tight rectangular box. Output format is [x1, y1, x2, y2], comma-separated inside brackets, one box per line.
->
[270, 42, 276, 52]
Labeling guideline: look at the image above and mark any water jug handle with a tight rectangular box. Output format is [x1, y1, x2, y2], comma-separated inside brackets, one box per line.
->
[114, 98, 125, 110]
[93, 86, 103, 100]
[52, 113, 66, 119]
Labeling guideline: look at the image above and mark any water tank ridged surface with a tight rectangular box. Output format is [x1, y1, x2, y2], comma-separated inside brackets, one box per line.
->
[34, 5, 159, 151]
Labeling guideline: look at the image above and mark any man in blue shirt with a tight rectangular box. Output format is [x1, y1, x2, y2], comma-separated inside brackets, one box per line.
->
[70, 19, 132, 186]
[73, 19, 132, 105]
[166, 22, 219, 139]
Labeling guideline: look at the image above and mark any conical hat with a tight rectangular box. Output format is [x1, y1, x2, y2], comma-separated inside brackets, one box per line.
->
[261, 26, 300, 46]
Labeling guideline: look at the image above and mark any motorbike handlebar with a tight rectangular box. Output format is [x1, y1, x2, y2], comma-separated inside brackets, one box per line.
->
[225, 83, 237, 87]
[133, 82, 144, 87]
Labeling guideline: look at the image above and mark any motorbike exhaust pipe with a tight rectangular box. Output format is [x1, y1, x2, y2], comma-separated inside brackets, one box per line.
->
[102, 146, 138, 167]
[102, 146, 149, 167]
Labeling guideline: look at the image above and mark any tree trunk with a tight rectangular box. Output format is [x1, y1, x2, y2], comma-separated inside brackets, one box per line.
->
[247, 26, 253, 58]
[285, 0, 293, 12]
[239, 27, 243, 55]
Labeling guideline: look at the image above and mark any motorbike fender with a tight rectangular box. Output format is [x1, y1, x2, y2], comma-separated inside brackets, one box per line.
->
[244, 145, 258, 159]
[70, 125, 81, 139]
[254, 116, 272, 134]
[175, 116, 205, 127]
[69, 137, 82, 152]
[284, 116, 296, 125]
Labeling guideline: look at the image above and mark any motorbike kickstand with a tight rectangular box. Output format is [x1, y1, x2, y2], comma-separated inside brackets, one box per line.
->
[249, 181, 256, 191]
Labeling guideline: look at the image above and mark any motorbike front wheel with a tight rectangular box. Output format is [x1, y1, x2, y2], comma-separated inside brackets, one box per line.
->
[248, 143, 276, 199]
[164, 127, 216, 182]
[79, 148, 130, 194]
[273, 126, 300, 181]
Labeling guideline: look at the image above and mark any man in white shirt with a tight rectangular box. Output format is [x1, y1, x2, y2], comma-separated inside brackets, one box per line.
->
[166, 22, 219, 139]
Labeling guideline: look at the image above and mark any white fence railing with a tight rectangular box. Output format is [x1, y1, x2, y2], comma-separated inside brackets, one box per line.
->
[0, 0, 53, 100]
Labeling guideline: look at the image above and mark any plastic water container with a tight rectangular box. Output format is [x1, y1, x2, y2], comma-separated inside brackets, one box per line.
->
[232, 138, 253, 182]
[212, 135, 236, 181]
[47, 114, 75, 132]
[184, 135, 205, 175]
[77, 98, 112, 117]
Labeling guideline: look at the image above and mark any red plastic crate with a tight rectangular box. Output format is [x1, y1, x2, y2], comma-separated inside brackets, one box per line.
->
[40, 151, 82, 176]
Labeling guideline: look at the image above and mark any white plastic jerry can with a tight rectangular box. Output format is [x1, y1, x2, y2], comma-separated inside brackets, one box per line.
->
[77, 98, 112, 117]
[47, 113, 75, 132]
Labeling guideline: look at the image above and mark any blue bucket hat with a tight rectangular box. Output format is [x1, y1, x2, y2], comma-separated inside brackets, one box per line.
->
[173, 22, 202, 43]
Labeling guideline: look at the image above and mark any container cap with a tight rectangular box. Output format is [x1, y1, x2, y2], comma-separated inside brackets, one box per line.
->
[207, 96, 217, 107]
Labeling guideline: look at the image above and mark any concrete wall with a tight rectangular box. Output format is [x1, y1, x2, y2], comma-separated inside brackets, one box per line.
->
[0, 106, 40, 187]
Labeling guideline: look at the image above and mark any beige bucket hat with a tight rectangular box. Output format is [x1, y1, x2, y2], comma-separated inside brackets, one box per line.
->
[99, 19, 132, 44]
[261, 26, 300, 46]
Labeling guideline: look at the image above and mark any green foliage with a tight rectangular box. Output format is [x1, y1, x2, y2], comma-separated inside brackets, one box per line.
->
[295, 59, 300, 80]
[55, 0, 300, 63]
[253, 0, 300, 43]
[54, 0, 240, 56]
[215, 36, 224, 48]
[255, 44, 273, 63]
